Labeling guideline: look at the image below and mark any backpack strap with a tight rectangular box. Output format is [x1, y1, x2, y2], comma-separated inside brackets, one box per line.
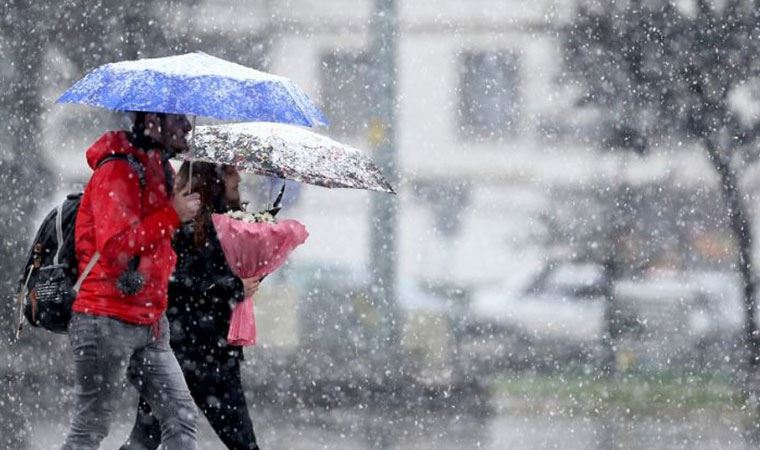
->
[73, 252, 100, 293]
[53, 202, 64, 266]
[98, 154, 147, 189]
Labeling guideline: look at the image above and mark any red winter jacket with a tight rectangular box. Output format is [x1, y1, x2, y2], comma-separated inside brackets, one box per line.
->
[73, 131, 180, 325]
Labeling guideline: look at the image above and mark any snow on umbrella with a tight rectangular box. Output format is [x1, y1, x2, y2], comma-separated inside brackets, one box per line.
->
[57, 52, 328, 126]
[187, 122, 396, 194]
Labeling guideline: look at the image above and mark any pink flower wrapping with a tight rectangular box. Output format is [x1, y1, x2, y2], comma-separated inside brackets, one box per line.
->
[212, 213, 309, 346]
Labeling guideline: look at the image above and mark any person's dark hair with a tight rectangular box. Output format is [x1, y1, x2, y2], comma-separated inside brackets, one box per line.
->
[130, 111, 166, 148]
[176, 161, 241, 247]
[131, 111, 167, 137]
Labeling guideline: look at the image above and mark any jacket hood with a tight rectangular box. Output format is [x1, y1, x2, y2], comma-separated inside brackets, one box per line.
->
[85, 131, 141, 170]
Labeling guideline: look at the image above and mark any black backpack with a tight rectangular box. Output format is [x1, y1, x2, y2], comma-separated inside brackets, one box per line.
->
[15, 154, 147, 335]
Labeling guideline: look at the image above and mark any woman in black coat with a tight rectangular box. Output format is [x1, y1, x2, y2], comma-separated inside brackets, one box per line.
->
[121, 162, 260, 450]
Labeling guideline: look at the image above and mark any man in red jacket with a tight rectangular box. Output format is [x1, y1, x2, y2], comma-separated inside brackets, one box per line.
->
[62, 112, 201, 450]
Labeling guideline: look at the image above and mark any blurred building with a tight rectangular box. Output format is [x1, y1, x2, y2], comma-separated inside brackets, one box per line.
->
[40, 0, 748, 354]
[247, 0, 734, 287]
[42, 0, 737, 287]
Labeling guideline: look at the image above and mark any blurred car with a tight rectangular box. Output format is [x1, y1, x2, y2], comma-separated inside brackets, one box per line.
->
[467, 260, 743, 372]
[467, 260, 608, 370]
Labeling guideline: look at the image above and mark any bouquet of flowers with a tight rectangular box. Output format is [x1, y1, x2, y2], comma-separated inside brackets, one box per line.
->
[213, 206, 308, 346]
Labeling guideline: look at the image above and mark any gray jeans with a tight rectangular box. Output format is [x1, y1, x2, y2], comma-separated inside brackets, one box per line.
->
[62, 313, 198, 450]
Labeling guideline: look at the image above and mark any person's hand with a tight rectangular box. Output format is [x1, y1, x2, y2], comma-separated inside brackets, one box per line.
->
[173, 185, 201, 222]
[241, 277, 260, 298]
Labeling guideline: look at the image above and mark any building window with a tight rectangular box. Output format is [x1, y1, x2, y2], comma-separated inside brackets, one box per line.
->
[459, 51, 520, 139]
[320, 50, 372, 136]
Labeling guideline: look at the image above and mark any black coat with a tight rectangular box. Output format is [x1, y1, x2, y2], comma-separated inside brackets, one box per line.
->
[166, 221, 245, 362]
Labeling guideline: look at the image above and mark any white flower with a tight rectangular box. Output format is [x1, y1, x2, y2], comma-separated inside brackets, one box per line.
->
[224, 209, 277, 224]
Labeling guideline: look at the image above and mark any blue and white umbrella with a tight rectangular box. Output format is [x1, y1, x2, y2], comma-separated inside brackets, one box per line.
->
[57, 52, 328, 127]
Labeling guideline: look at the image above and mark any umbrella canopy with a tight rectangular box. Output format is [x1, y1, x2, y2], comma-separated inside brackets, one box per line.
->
[187, 122, 395, 194]
[57, 52, 328, 127]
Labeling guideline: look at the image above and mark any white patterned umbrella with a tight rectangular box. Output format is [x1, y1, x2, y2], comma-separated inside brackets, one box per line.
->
[186, 122, 395, 194]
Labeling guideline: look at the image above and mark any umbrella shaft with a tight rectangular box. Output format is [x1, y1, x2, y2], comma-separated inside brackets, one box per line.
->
[188, 115, 197, 193]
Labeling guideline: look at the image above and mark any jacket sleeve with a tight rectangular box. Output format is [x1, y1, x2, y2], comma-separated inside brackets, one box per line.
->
[206, 274, 246, 303]
[89, 160, 180, 266]
[170, 268, 245, 303]
[169, 226, 246, 303]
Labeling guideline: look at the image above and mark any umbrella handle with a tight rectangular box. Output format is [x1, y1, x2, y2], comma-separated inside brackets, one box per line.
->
[188, 115, 197, 193]
[267, 181, 286, 217]
[273, 181, 286, 209]
[187, 161, 193, 193]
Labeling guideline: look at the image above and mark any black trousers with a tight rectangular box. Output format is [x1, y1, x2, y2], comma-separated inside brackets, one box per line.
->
[121, 353, 259, 450]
